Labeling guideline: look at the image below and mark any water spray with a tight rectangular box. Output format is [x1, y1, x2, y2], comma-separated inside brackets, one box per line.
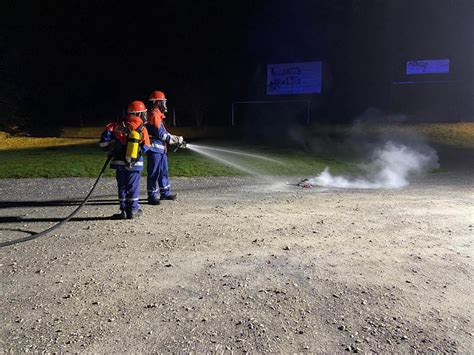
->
[185, 143, 287, 177]
[186, 143, 264, 176]
[187, 144, 285, 165]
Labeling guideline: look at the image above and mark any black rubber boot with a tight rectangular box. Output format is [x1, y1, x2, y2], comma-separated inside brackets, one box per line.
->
[160, 193, 177, 201]
[148, 196, 161, 205]
[112, 211, 127, 220]
[126, 208, 143, 219]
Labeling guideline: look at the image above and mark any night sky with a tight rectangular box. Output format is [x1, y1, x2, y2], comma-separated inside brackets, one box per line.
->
[2, 0, 473, 132]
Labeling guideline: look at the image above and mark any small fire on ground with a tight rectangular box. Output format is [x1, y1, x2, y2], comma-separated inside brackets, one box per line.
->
[297, 178, 314, 188]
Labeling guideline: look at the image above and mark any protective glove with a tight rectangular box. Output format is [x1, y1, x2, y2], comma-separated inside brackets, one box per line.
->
[168, 135, 184, 145]
[101, 141, 115, 157]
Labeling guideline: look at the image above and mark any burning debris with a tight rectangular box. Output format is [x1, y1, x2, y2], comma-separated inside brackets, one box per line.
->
[286, 178, 315, 188]
[297, 178, 314, 188]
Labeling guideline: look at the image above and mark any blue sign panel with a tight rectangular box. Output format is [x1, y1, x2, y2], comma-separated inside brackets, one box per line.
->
[267, 61, 322, 95]
[406, 59, 450, 75]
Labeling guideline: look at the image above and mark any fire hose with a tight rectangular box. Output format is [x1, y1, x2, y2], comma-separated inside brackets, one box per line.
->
[0, 155, 113, 248]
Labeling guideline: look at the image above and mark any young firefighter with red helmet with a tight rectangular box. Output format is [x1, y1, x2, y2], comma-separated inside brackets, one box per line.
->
[99, 101, 151, 219]
[145, 90, 185, 204]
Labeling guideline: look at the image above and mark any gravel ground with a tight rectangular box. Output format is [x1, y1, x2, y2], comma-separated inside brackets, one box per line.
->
[0, 172, 473, 353]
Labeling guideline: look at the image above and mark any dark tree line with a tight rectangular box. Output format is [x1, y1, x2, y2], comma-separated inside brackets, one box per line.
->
[1, 0, 472, 135]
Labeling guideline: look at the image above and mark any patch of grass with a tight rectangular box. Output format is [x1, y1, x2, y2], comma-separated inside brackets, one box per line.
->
[0, 143, 115, 179]
[0, 133, 96, 150]
[409, 123, 474, 149]
[7, 120, 471, 179]
[305, 122, 474, 149]
[0, 141, 352, 179]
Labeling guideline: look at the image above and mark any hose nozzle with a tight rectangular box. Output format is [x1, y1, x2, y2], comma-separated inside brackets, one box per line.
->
[173, 141, 187, 153]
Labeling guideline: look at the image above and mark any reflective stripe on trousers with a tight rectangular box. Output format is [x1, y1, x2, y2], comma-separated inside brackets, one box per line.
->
[116, 170, 141, 211]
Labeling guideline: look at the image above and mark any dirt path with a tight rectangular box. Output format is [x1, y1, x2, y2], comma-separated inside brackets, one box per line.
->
[0, 173, 473, 353]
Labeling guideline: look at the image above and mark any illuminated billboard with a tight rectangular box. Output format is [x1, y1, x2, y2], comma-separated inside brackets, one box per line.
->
[267, 61, 322, 95]
[406, 59, 450, 75]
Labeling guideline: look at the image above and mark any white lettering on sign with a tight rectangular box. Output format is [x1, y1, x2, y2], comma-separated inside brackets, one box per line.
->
[406, 59, 450, 75]
[267, 61, 322, 95]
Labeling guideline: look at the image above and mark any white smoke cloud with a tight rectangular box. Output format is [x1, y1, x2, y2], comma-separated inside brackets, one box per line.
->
[310, 141, 439, 189]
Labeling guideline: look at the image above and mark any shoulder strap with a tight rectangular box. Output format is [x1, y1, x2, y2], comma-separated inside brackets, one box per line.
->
[121, 122, 131, 135]
[136, 123, 145, 133]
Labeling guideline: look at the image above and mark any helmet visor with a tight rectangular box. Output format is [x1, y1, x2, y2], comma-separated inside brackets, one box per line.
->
[129, 111, 147, 122]
[153, 99, 167, 113]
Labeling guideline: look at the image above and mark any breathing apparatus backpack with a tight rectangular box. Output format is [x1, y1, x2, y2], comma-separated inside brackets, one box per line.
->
[124, 124, 145, 167]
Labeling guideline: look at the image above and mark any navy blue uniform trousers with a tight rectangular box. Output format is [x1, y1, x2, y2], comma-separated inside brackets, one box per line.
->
[116, 170, 141, 211]
[146, 152, 172, 199]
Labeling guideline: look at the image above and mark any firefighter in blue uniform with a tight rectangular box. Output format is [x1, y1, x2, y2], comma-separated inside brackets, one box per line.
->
[99, 100, 151, 219]
[145, 90, 184, 205]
